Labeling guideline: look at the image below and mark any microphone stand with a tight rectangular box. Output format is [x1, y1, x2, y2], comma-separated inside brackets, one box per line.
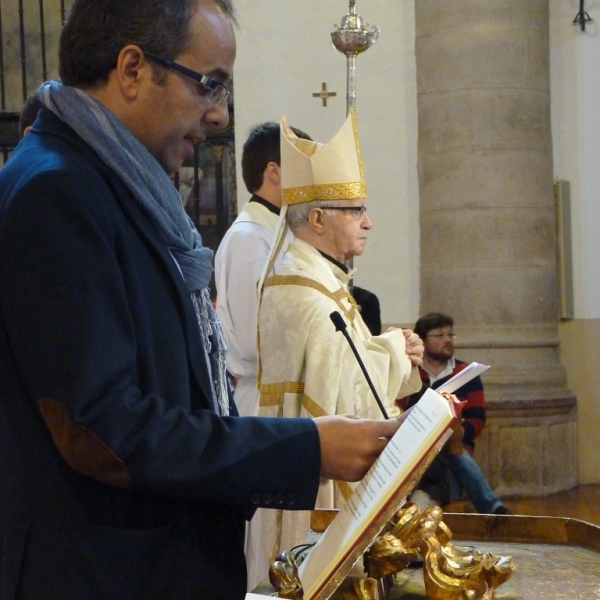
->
[329, 311, 389, 419]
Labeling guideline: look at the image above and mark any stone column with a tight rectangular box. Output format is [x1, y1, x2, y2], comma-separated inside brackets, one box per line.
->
[415, 0, 577, 496]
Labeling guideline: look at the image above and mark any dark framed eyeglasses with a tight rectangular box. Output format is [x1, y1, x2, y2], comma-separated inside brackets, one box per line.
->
[426, 332, 457, 340]
[324, 206, 368, 216]
[142, 49, 230, 106]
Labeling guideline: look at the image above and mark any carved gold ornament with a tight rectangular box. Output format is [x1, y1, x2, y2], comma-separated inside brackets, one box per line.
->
[270, 502, 514, 600]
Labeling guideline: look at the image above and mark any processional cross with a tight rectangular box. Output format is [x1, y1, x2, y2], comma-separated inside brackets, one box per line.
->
[312, 82, 337, 107]
[331, 0, 379, 273]
[331, 0, 379, 116]
[573, 0, 593, 31]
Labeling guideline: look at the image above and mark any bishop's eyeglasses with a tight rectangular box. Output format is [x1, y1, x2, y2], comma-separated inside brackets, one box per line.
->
[324, 206, 368, 216]
[142, 49, 230, 106]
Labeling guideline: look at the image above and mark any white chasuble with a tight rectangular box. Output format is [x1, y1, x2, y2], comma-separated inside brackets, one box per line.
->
[252, 238, 421, 579]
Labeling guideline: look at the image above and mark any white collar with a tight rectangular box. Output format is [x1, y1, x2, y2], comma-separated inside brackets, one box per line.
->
[423, 356, 456, 385]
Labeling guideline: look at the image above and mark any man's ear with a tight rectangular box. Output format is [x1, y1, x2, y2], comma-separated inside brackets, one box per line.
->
[264, 161, 281, 186]
[114, 45, 147, 100]
[307, 207, 326, 235]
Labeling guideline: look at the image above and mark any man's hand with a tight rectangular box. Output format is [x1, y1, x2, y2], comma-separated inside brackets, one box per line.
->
[313, 415, 402, 481]
[402, 329, 424, 367]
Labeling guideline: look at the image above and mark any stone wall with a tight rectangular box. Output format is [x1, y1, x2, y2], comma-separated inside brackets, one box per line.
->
[415, 0, 577, 496]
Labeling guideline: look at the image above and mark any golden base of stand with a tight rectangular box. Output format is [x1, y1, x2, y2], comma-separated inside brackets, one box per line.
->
[270, 502, 514, 600]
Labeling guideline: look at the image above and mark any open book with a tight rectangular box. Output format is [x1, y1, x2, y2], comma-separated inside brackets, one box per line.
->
[297, 362, 489, 600]
[436, 361, 489, 395]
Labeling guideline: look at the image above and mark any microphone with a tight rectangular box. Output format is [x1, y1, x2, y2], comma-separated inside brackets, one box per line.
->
[329, 311, 389, 420]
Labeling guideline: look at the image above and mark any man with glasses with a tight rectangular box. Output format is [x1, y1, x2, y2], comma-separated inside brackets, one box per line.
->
[400, 312, 511, 515]
[0, 1, 407, 598]
[414, 312, 485, 452]
[254, 111, 424, 570]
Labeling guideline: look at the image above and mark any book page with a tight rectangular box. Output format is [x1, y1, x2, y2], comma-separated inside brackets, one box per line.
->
[436, 362, 489, 395]
[298, 388, 455, 599]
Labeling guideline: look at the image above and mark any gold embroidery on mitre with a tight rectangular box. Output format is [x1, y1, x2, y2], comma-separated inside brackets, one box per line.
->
[280, 108, 366, 207]
[282, 181, 366, 205]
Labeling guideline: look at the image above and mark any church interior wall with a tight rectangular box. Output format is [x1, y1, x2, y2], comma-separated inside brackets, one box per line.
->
[558, 319, 600, 483]
[234, 1, 420, 324]
[549, 0, 600, 484]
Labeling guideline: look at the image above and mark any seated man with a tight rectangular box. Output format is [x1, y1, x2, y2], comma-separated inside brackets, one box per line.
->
[401, 312, 510, 515]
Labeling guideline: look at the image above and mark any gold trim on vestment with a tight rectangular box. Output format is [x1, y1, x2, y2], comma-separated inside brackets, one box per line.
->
[263, 275, 357, 324]
[259, 381, 305, 406]
[282, 181, 366, 206]
[258, 386, 328, 419]
[301, 395, 328, 418]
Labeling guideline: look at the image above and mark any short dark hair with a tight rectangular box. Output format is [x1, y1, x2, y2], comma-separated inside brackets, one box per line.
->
[414, 312, 454, 339]
[241, 122, 311, 193]
[59, 0, 236, 88]
[19, 92, 45, 136]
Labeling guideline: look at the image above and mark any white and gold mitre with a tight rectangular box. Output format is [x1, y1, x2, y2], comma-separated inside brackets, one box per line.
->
[280, 108, 366, 206]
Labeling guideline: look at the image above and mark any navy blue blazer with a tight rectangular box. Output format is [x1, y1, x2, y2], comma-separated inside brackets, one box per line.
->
[0, 110, 321, 600]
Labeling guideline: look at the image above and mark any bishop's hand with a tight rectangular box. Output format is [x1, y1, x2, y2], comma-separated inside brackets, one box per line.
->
[402, 329, 424, 367]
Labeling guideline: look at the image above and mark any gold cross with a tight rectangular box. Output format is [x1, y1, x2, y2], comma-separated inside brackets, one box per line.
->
[312, 82, 337, 107]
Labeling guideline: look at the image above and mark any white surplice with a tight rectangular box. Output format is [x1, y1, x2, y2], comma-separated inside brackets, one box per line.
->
[215, 199, 283, 417]
[254, 238, 422, 578]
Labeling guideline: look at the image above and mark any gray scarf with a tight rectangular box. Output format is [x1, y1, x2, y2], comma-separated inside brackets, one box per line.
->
[39, 80, 230, 415]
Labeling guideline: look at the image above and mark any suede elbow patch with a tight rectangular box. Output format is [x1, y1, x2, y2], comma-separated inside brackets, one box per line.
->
[37, 396, 132, 489]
